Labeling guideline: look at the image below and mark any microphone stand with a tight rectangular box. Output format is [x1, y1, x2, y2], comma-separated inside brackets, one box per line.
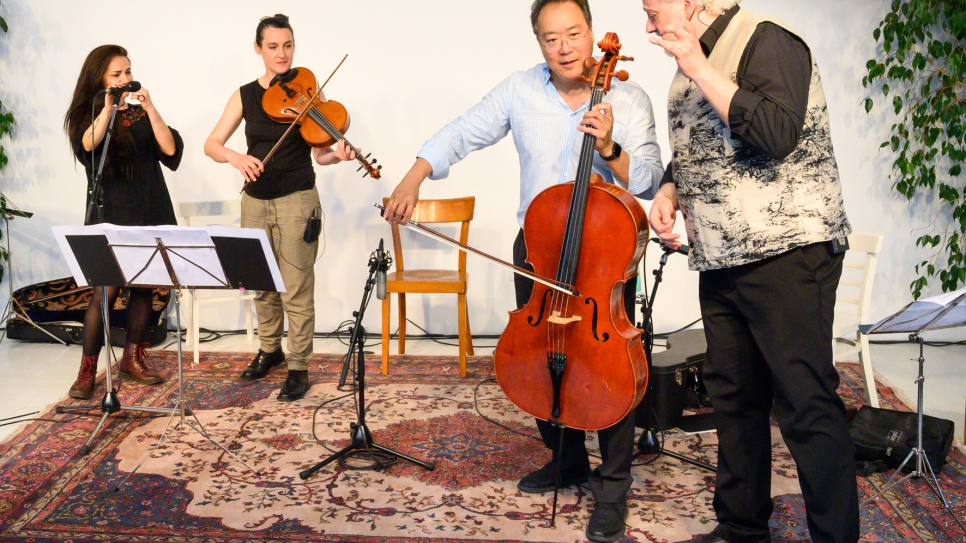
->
[85, 95, 122, 225]
[300, 241, 434, 480]
[636, 240, 716, 472]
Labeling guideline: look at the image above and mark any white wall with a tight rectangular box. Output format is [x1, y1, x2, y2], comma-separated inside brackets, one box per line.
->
[0, 0, 949, 339]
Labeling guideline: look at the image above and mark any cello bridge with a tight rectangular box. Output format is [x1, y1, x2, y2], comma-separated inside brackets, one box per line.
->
[547, 311, 582, 325]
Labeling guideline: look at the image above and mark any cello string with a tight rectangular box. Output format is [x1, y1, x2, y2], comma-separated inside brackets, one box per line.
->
[554, 85, 606, 359]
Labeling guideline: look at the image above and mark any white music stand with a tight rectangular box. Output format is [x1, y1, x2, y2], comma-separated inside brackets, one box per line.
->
[53, 224, 285, 486]
[860, 286, 965, 532]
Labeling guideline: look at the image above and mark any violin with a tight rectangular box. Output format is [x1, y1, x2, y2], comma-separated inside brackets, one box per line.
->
[493, 33, 648, 431]
[260, 65, 382, 179]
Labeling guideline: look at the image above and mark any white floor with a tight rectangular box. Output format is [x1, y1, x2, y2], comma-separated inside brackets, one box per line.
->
[0, 328, 963, 448]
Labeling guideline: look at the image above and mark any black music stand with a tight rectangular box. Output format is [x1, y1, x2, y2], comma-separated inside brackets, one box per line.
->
[53, 225, 282, 483]
[860, 287, 965, 532]
[0, 202, 64, 345]
[53, 227, 179, 455]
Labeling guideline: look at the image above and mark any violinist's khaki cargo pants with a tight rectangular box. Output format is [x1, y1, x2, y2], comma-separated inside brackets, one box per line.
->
[241, 187, 321, 371]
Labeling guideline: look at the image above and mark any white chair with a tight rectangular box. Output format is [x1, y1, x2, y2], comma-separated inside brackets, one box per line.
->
[833, 232, 884, 408]
[177, 200, 257, 364]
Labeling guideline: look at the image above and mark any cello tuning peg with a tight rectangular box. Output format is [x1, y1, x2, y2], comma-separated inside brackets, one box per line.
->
[364, 153, 372, 159]
[371, 158, 377, 164]
[357, 165, 364, 172]
[377, 165, 383, 170]
[616, 70, 630, 82]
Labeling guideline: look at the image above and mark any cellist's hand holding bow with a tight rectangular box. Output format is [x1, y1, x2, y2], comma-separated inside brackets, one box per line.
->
[384, 158, 433, 224]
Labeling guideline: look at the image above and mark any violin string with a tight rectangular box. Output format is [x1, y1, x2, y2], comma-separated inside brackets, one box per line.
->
[294, 93, 368, 167]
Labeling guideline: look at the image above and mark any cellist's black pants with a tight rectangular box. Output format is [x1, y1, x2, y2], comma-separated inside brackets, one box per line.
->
[699, 243, 859, 543]
[512, 230, 638, 504]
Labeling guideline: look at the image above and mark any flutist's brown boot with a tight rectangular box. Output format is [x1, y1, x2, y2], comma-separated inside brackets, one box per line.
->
[69, 354, 98, 399]
[119, 343, 163, 385]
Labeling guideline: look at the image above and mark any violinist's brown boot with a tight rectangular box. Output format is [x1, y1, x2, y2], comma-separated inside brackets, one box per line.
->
[119, 342, 164, 385]
[69, 354, 99, 399]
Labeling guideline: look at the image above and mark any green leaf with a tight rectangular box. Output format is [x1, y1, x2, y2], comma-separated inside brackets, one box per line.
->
[882, 83, 890, 97]
[874, 27, 881, 41]
[952, 164, 963, 177]
[865, 98, 874, 113]
[894, 95, 903, 114]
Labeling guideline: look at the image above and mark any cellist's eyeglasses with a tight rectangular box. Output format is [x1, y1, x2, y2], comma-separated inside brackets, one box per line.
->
[540, 28, 590, 53]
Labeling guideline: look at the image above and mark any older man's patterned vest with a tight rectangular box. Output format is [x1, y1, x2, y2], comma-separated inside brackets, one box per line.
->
[668, 8, 850, 271]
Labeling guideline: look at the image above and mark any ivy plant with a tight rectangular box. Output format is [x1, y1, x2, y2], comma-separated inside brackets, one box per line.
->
[863, 0, 966, 299]
[0, 1, 13, 285]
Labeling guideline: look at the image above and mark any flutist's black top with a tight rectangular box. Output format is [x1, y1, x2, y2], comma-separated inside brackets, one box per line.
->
[73, 104, 182, 226]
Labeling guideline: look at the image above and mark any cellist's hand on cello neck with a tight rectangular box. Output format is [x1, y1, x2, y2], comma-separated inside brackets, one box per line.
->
[649, 182, 682, 250]
[383, 158, 433, 224]
[578, 102, 615, 156]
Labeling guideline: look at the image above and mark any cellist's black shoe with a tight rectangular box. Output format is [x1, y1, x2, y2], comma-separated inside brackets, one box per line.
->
[517, 460, 590, 494]
[277, 370, 310, 402]
[240, 349, 285, 380]
[586, 501, 628, 542]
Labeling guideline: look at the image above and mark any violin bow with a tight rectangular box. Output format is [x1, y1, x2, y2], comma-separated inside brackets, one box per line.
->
[373, 204, 577, 296]
[241, 55, 349, 194]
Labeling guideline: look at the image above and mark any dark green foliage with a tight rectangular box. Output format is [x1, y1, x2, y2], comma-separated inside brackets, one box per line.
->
[0, 1, 12, 283]
[865, 0, 966, 299]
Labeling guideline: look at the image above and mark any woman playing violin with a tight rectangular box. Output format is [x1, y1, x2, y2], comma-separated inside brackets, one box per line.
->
[204, 14, 356, 401]
[64, 44, 183, 400]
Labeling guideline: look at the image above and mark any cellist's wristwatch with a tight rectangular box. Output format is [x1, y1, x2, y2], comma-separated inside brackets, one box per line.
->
[601, 141, 622, 162]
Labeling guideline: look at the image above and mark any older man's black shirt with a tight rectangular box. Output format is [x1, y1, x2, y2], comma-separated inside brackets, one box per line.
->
[660, 6, 813, 186]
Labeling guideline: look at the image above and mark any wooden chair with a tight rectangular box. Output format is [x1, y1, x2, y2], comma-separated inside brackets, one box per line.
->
[382, 197, 475, 377]
[833, 232, 884, 408]
[177, 200, 257, 364]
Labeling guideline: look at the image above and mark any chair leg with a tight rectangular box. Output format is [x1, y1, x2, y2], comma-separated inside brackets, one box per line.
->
[463, 296, 474, 356]
[457, 293, 468, 378]
[193, 294, 201, 365]
[382, 295, 391, 375]
[245, 298, 255, 341]
[184, 290, 195, 348]
[858, 332, 879, 408]
[398, 293, 407, 355]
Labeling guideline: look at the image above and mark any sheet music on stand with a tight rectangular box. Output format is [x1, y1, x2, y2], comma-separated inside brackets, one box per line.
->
[863, 287, 966, 335]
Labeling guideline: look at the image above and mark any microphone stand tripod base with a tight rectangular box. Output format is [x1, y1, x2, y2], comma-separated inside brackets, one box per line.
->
[300, 243, 433, 480]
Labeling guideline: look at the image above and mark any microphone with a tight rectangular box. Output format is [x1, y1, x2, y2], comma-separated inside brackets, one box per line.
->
[376, 239, 388, 300]
[651, 237, 690, 256]
[101, 81, 142, 96]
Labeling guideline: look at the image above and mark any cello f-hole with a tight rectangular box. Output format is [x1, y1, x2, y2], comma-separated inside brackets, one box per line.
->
[527, 289, 554, 327]
[584, 297, 610, 343]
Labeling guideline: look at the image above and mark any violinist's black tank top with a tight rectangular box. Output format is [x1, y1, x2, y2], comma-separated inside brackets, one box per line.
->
[240, 80, 315, 200]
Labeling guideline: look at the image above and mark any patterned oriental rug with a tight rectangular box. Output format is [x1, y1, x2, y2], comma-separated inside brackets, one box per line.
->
[0, 352, 964, 542]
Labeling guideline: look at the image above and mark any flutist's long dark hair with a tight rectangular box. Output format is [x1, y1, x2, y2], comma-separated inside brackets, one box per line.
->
[64, 45, 135, 178]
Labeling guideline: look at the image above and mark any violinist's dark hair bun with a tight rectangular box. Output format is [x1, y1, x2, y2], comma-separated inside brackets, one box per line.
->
[256, 13, 293, 46]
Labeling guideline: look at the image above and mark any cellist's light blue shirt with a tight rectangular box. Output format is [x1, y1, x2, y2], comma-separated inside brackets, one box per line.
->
[418, 62, 664, 227]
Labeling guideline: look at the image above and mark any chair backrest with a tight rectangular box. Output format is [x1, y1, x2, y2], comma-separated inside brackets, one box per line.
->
[837, 232, 884, 324]
[384, 197, 476, 273]
[177, 200, 242, 227]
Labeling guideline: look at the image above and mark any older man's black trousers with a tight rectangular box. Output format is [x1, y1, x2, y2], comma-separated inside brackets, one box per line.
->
[699, 243, 859, 543]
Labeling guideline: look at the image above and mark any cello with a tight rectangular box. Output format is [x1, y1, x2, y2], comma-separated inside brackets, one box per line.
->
[493, 33, 649, 432]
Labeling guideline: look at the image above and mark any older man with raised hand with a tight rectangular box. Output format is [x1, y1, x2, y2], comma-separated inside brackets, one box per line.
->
[640, 0, 859, 542]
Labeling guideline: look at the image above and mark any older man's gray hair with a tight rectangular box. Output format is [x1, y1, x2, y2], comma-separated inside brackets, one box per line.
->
[695, 0, 742, 13]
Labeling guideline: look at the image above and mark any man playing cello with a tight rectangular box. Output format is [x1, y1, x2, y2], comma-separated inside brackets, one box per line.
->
[384, 2, 663, 540]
